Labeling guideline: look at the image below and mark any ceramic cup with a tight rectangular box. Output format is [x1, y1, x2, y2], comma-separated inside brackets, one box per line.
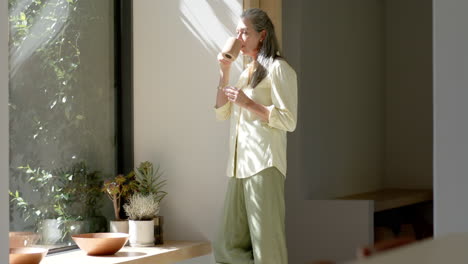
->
[221, 37, 242, 62]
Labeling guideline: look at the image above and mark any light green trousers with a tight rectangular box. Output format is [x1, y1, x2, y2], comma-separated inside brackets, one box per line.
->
[214, 167, 288, 264]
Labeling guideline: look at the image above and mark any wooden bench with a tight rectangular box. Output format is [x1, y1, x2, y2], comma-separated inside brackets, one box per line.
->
[336, 188, 433, 212]
[338, 188, 434, 241]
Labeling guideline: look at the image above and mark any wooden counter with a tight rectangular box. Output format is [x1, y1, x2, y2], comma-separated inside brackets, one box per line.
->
[42, 240, 211, 264]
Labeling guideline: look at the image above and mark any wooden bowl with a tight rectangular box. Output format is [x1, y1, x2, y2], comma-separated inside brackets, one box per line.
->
[72, 233, 129, 255]
[9, 247, 48, 264]
[9, 232, 41, 247]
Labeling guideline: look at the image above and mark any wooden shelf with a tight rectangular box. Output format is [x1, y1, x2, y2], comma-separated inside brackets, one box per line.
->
[42, 240, 211, 264]
[337, 188, 433, 212]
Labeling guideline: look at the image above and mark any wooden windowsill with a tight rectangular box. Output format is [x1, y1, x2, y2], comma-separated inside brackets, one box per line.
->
[336, 188, 433, 212]
[42, 240, 212, 264]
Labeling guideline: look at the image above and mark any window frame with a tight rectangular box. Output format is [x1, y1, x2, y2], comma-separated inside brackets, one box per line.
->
[115, 0, 134, 176]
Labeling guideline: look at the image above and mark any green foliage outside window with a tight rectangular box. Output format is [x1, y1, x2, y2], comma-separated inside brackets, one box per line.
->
[9, 0, 114, 246]
[10, 162, 104, 243]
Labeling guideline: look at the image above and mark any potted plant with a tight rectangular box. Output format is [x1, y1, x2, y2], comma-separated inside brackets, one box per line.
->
[10, 161, 104, 245]
[133, 161, 167, 244]
[123, 193, 160, 247]
[102, 172, 136, 233]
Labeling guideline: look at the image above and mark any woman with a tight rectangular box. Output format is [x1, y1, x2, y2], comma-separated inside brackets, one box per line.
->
[214, 8, 297, 264]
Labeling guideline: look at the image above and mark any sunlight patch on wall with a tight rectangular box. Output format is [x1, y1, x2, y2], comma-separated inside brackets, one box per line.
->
[179, 0, 243, 72]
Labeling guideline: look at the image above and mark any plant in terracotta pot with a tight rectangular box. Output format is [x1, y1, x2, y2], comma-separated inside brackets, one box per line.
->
[123, 193, 160, 247]
[133, 161, 167, 244]
[102, 172, 137, 233]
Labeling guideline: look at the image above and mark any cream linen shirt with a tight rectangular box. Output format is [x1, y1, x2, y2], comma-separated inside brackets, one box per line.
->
[215, 59, 298, 178]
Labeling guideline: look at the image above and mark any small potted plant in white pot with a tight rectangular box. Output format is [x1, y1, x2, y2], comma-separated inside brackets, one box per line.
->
[102, 172, 137, 233]
[123, 193, 160, 247]
[133, 161, 167, 244]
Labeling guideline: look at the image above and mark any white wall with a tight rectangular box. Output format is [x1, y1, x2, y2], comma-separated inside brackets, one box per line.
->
[1, 0, 9, 261]
[300, 0, 385, 199]
[284, 1, 374, 263]
[298, 0, 433, 199]
[433, 0, 468, 236]
[133, 1, 242, 263]
[384, 0, 433, 189]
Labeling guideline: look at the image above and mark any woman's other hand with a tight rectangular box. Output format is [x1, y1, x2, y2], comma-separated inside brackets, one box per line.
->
[224, 86, 251, 108]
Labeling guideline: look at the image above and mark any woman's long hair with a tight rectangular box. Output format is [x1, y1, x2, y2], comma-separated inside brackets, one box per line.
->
[241, 8, 281, 88]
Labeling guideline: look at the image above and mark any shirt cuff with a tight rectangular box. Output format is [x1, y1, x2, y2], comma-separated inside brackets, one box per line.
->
[265, 105, 276, 126]
[265, 105, 296, 132]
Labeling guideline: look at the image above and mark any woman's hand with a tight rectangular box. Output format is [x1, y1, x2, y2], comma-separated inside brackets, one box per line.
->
[217, 53, 232, 75]
[224, 86, 251, 108]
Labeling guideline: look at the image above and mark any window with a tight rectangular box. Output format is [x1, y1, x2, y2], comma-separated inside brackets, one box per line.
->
[8, 0, 132, 251]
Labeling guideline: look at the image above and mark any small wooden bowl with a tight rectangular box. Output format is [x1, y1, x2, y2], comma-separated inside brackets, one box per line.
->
[72, 233, 129, 255]
[9, 247, 48, 264]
